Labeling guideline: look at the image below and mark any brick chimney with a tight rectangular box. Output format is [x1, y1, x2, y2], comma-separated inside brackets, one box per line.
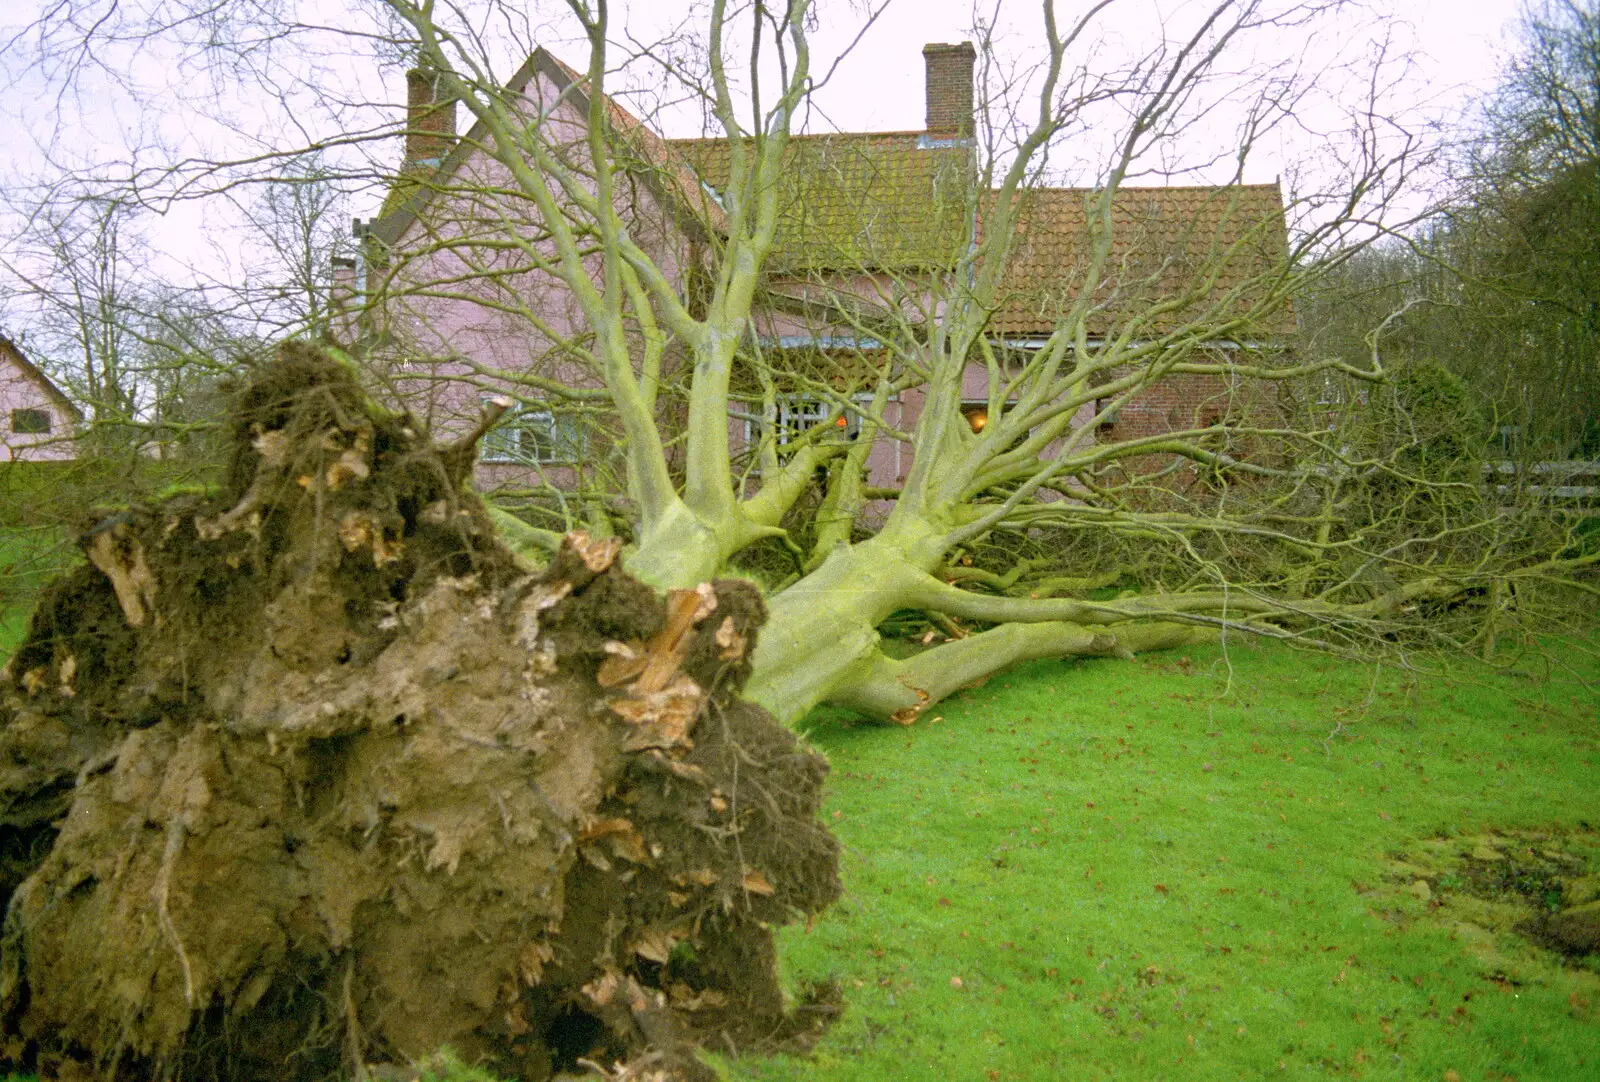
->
[405, 67, 457, 169]
[330, 256, 358, 307]
[922, 42, 975, 138]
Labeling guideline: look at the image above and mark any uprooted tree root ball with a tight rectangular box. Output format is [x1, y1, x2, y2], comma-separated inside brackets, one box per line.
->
[0, 344, 840, 1082]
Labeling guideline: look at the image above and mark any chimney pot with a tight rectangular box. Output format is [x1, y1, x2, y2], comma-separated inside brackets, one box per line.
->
[405, 67, 458, 169]
[922, 42, 976, 138]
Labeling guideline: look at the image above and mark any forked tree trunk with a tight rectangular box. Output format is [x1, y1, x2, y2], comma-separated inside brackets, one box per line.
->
[737, 527, 1215, 726]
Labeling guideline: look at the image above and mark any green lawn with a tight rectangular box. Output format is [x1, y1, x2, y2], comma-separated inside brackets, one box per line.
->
[1, 551, 1595, 1081]
[0, 527, 76, 659]
[726, 639, 1599, 1081]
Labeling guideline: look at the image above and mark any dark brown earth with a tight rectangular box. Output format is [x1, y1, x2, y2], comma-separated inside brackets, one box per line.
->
[0, 344, 839, 1081]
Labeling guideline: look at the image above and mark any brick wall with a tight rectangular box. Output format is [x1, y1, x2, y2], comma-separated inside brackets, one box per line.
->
[1095, 360, 1290, 490]
[1100, 372, 1240, 443]
[406, 67, 457, 168]
[923, 43, 975, 137]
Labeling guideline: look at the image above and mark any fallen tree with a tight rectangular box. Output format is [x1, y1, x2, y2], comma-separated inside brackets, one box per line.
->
[7, 0, 1597, 734]
[0, 346, 839, 1081]
[361, 0, 1593, 723]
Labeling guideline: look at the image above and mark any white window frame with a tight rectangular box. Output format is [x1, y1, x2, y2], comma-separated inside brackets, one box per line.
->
[1314, 371, 1343, 407]
[780, 394, 872, 443]
[740, 394, 874, 470]
[750, 394, 872, 447]
[482, 405, 585, 465]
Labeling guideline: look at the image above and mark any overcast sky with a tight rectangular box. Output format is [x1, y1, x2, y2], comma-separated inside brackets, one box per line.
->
[0, 0, 1535, 326]
[0, 0, 1531, 175]
[696, 0, 1525, 139]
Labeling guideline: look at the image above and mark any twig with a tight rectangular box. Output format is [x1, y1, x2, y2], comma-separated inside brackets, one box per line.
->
[344, 957, 370, 1082]
[1324, 661, 1382, 756]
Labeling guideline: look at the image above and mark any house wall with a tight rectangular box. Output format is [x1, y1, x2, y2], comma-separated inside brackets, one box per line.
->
[0, 363, 75, 462]
[368, 67, 700, 497]
[362, 60, 1288, 521]
[739, 273, 951, 494]
[890, 362, 1096, 492]
[1101, 370, 1239, 442]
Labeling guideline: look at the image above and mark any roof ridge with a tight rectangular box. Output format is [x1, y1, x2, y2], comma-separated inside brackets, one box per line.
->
[667, 130, 927, 145]
[1018, 182, 1283, 194]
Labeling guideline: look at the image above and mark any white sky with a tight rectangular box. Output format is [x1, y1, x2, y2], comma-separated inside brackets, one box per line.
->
[0, 0, 1532, 320]
[0, 0, 1529, 180]
[708, 0, 1522, 138]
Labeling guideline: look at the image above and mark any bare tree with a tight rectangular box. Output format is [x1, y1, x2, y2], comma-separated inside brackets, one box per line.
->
[1, 195, 146, 432]
[6, 0, 1593, 726]
[1364, 0, 1600, 456]
[0, 189, 249, 459]
[226, 151, 359, 339]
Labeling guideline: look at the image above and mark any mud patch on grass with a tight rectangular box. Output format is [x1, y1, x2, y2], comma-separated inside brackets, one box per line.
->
[1372, 827, 1600, 1019]
[0, 345, 840, 1082]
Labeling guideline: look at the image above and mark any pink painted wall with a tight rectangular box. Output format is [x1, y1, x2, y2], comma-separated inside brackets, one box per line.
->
[369, 67, 698, 496]
[0, 356, 77, 462]
[368, 74, 1247, 515]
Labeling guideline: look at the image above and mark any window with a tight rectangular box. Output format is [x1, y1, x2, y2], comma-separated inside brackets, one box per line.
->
[776, 398, 830, 444]
[1315, 374, 1341, 407]
[1093, 397, 1120, 441]
[774, 396, 866, 445]
[963, 400, 1036, 451]
[10, 408, 51, 435]
[739, 396, 873, 472]
[482, 407, 584, 464]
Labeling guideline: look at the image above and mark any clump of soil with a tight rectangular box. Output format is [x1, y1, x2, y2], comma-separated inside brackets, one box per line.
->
[1378, 828, 1600, 982]
[0, 344, 839, 1082]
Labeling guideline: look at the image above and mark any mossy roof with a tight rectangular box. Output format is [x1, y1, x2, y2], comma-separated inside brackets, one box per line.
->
[370, 49, 1291, 341]
[672, 135, 1291, 336]
[668, 133, 972, 273]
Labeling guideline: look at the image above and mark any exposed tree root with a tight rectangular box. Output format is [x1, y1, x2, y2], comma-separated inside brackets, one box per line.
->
[0, 345, 839, 1082]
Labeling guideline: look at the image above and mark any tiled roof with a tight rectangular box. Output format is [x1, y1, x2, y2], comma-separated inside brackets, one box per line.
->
[370, 47, 1291, 342]
[988, 184, 1294, 337]
[672, 134, 1290, 335]
[668, 133, 971, 272]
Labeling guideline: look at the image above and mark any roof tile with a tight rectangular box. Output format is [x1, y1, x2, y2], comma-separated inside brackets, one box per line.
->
[990, 184, 1294, 336]
[669, 133, 970, 272]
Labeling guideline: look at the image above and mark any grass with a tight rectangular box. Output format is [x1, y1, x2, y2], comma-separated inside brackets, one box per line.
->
[0, 553, 1594, 1080]
[724, 638, 1599, 1082]
[0, 526, 75, 658]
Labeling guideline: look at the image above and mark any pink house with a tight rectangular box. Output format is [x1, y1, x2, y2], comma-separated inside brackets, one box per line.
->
[351, 52, 717, 497]
[0, 338, 81, 463]
[351, 43, 1292, 501]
